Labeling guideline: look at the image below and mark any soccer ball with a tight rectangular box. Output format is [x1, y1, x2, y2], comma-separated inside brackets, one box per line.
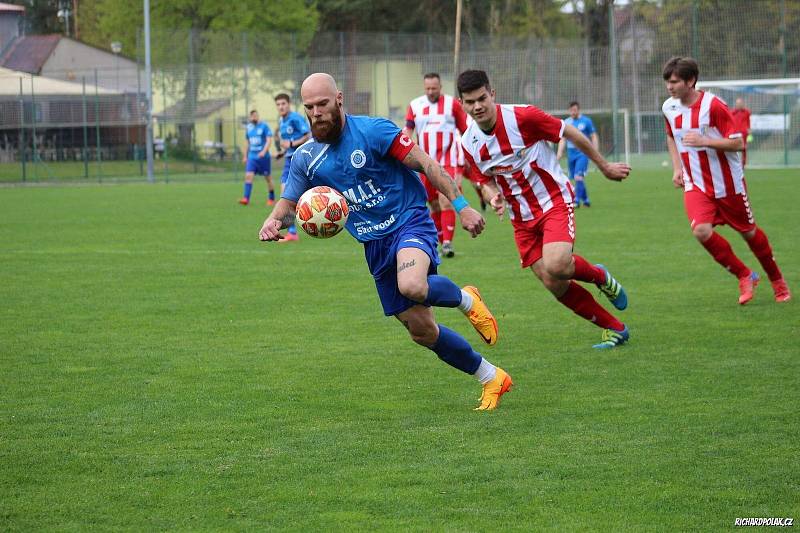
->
[295, 186, 350, 238]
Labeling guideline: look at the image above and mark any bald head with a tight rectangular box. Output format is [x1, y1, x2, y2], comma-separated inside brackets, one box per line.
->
[735, 97, 746, 110]
[301, 73, 339, 100]
[301, 73, 345, 143]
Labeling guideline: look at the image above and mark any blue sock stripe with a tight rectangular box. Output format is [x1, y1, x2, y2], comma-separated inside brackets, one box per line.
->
[424, 275, 462, 307]
[431, 324, 482, 375]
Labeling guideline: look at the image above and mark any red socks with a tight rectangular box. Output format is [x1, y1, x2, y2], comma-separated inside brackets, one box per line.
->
[430, 209, 443, 243]
[557, 282, 624, 331]
[440, 209, 456, 243]
[572, 255, 605, 284]
[746, 227, 783, 281]
[701, 232, 750, 278]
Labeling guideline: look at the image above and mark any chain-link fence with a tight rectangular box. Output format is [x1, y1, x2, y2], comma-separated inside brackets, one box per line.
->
[1, 0, 798, 183]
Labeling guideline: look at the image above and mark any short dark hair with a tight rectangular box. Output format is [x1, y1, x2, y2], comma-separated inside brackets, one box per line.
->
[662, 56, 699, 88]
[457, 70, 491, 97]
[274, 93, 291, 103]
[423, 72, 440, 81]
[569, 101, 580, 108]
[249, 109, 258, 115]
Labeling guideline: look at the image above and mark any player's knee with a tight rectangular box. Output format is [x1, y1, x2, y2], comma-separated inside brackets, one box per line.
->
[544, 256, 572, 279]
[692, 224, 712, 241]
[398, 278, 428, 303]
[406, 318, 438, 346]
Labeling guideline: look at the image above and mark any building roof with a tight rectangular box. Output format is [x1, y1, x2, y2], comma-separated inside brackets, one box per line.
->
[0, 2, 25, 12]
[0, 35, 61, 74]
[0, 66, 119, 96]
[156, 98, 230, 119]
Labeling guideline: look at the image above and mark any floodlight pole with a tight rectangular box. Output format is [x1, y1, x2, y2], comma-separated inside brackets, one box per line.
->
[144, 0, 155, 182]
[453, 0, 462, 92]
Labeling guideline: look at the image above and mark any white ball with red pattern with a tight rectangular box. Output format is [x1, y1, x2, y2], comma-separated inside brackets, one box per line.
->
[295, 186, 350, 239]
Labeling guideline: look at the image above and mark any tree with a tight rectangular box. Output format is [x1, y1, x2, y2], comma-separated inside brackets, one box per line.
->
[79, 0, 319, 148]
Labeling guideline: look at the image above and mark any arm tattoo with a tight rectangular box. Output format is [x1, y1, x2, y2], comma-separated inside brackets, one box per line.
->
[397, 259, 416, 273]
[279, 212, 296, 229]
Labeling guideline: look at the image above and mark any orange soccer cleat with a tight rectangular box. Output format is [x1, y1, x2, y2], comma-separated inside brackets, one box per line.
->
[462, 285, 498, 346]
[475, 367, 513, 411]
[738, 271, 760, 305]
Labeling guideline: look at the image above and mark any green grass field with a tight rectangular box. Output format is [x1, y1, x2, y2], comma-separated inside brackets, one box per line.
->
[1, 169, 798, 530]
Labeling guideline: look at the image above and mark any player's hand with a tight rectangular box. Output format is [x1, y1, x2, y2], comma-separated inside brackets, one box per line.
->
[672, 171, 684, 188]
[600, 162, 631, 181]
[489, 192, 505, 219]
[259, 218, 284, 241]
[682, 132, 705, 147]
[241, 155, 247, 164]
[275, 151, 286, 160]
[459, 206, 485, 238]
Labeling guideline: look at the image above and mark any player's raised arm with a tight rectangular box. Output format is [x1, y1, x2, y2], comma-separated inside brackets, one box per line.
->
[400, 144, 485, 238]
[259, 198, 298, 241]
[562, 124, 630, 181]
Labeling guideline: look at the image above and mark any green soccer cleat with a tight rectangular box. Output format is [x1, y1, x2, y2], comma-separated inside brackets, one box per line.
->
[592, 325, 629, 349]
[595, 263, 628, 310]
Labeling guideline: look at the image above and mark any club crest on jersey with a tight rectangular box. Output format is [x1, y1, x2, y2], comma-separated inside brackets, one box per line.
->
[286, 126, 294, 135]
[350, 149, 367, 168]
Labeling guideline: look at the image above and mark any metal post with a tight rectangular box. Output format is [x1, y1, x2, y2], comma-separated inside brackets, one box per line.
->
[144, 0, 155, 182]
[453, 0, 463, 90]
[82, 77, 89, 179]
[94, 69, 102, 181]
[608, 0, 619, 161]
[19, 77, 25, 182]
[30, 77, 37, 181]
[631, 6, 642, 155]
[384, 34, 391, 119]
[231, 66, 238, 181]
[161, 70, 169, 181]
[136, 30, 143, 176]
[243, 32, 249, 119]
[781, 0, 789, 166]
[691, 0, 699, 60]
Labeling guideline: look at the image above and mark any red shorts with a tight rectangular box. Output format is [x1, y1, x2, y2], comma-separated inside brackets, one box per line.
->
[684, 189, 756, 233]
[512, 202, 576, 268]
[420, 166, 462, 202]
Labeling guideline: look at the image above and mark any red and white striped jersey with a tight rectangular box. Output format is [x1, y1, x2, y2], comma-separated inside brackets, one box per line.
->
[448, 131, 465, 168]
[461, 104, 570, 222]
[663, 91, 745, 198]
[405, 94, 468, 166]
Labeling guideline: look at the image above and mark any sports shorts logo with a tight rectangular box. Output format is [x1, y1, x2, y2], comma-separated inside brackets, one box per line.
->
[350, 149, 366, 168]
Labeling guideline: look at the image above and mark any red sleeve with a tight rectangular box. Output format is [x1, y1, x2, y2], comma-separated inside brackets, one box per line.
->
[452, 99, 469, 134]
[514, 106, 563, 145]
[744, 109, 751, 131]
[463, 148, 491, 185]
[664, 116, 674, 138]
[710, 99, 740, 138]
[387, 132, 415, 161]
[404, 105, 415, 131]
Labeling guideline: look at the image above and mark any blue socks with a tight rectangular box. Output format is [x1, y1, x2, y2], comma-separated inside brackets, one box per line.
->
[431, 324, 482, 374]
[424, 275, 462, 307]
[268, 189, 275, 201]
[243, 182, 253, 200]
[575, 178, 589, 205]
[288, 224, 297, 235]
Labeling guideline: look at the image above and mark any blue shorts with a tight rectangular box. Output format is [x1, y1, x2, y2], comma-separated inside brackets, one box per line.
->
[568, 153, 589, 179]
[280, 154, 293, 184]
[363, 207, 441, 316]
[246, 155, 271, 176]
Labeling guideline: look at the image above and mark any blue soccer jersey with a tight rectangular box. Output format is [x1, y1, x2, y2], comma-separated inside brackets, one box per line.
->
[279, 111, 310, 157]
[246, 121, 272, 157]
[283, 115, 428, 242]
[565, 115, 595, 156]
